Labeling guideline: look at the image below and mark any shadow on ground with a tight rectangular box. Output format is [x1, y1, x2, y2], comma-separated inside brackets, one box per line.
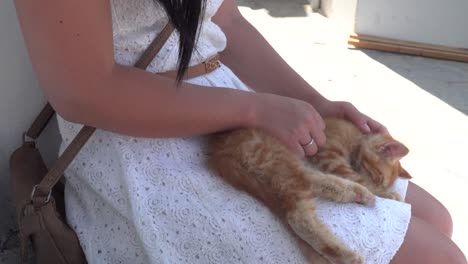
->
[237, 0, 310, 17]
[362, 49, 468, 115]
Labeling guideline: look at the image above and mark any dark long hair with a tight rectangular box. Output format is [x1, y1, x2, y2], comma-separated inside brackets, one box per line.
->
[156, 0, 207, 81]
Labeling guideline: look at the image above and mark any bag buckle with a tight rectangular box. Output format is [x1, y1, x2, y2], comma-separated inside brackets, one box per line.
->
[30, 185, 52, 204]
[22, 132, 36, 144]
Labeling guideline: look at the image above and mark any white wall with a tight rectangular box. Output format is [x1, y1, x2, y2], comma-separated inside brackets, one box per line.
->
[320, 0, 358, 33]
[320, 0, 468, 49]
[0, 1, 59, 257]
[355, 0, 468, 48]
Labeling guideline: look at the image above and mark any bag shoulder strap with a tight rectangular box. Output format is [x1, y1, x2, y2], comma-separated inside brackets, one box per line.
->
[31, 23, 175, 205]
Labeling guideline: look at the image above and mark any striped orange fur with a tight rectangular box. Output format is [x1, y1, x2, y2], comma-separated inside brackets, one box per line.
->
[209, 118, 410, 264]
[310, 118, 411, 201]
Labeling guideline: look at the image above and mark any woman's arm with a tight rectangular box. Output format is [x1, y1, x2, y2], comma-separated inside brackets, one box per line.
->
[13, 0, 325, 156]
[212, 0, 388, 134]
[13, 0, 263, 138]
[212, 0, 327, 107]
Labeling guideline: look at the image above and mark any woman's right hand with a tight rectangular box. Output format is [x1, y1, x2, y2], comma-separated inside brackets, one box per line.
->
[252, 93, 326, 157]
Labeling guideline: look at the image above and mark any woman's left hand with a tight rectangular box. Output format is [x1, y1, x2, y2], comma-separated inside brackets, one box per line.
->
[313, 99, 388, 134]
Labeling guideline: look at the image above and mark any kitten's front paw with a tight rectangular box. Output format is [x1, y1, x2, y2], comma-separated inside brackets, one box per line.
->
[330, 250, 364, 264]
[345, 255, 364, 264]
[381, 192, 403, 202]
[343, 255, 364, 264]
[352, 185, 376, 206]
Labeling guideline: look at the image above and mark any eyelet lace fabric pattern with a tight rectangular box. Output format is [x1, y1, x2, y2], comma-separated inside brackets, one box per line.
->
[60, 0, 411, 263]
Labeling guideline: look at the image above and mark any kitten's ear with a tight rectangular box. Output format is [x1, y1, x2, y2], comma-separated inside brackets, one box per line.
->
[378, 141, 409, 160]
[399, 164, 412, 179]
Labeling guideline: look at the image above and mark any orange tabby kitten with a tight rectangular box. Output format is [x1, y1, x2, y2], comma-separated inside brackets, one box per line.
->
[209, 118, 411, 264]
[309, 118, 411, 202]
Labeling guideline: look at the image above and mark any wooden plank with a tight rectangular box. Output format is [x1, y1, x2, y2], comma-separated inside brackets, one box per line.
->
[348, 38, 468, 58]
[350, 34, 468, 56]
[348, 37, 468, 63]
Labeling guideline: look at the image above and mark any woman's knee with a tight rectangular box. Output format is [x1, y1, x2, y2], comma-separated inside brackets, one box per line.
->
[434, 202, 454, 237]
[405, 181, 453, 237]
[391, 217, 466, 264]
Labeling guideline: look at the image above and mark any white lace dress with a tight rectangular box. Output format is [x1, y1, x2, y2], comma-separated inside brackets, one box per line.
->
[58, 0, 412, 263]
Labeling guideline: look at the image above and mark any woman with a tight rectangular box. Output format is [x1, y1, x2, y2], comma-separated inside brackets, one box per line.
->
[13, 0, 466, 263]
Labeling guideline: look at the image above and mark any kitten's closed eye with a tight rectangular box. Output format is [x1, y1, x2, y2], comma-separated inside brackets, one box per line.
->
[361, 160, 384, 185]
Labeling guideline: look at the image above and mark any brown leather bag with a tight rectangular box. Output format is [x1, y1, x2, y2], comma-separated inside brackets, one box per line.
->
[9, 23, 175, 264]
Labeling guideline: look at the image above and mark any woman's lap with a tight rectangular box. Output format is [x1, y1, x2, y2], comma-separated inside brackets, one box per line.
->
[405, 181, 453, 237]
[315, 178, 411, 264]
[62, 126, 414, 264]
[59, 87, 413, 263]
[391, 216, 466, 264]
[391, 182, 467, 264]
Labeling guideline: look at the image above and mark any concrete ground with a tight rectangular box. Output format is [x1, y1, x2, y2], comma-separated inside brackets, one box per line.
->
[238, 0, 468, 259]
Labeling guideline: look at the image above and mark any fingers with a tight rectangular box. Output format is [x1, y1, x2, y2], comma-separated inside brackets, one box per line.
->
[341, 102, 388, 134]
[294, 133, 315, 158]
[293, 129, 325, 158]
[309, 126, 326, 147]
[261, 96, 328, 158]
[301, 138, 318, 156]
[341, 103, 371, 133]
[293, 143, 306, 158]
[293, 122, 325, 158]
[303, 109, 326, 156]
[367, 118, 389, 134]
[309, 113, 326, 146]
[358, 115, 389, 134]
[299, 122, 325, 157]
